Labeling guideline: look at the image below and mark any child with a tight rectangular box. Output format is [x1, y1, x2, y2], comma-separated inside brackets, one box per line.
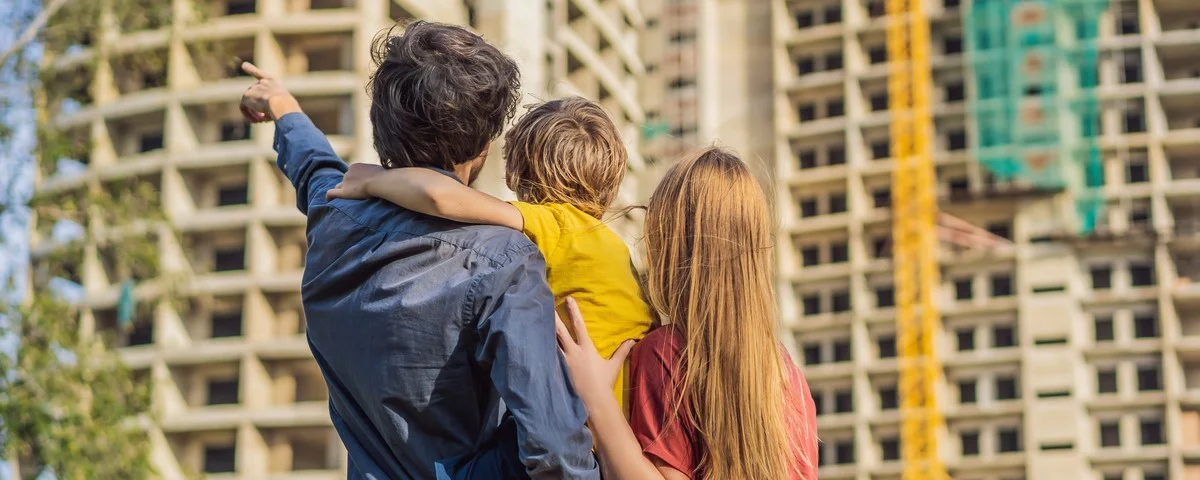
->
[327, 97, 652, 406]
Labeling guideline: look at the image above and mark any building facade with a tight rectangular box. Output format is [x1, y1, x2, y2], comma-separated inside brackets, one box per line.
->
[33, 0, 647, 477]
[38, 0, 1200, 477]
[771, 0, 1200, 479]
[639, 0, 776, 184]
[470, 0, 649, 237]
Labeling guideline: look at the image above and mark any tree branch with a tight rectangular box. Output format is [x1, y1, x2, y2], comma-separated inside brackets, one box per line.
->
[0, 0, 73, 70]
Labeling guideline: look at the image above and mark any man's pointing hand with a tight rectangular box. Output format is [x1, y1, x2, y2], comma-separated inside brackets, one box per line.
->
[239, 61, 302, 123]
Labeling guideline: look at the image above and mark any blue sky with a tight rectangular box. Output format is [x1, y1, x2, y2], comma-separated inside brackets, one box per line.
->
[1, 0, 40, 477]
[0, 0, 36, 299]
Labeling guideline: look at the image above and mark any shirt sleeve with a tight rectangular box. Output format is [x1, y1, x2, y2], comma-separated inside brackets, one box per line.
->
[510, 202, 563, 263]
[470, 243, 600, 480]
[628, 331, 697, 477]
[273, 112, 348, 215]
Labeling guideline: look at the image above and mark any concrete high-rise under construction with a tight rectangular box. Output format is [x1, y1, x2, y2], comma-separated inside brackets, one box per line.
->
[769, 0, 1200, 479]
[33, 0, 646, 477]
[33, 0, 1200, 478]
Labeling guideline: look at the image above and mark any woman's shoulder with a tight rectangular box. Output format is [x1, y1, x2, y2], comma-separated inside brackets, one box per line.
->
[632, 326, 685, 365]
[780, 350, 813, 394]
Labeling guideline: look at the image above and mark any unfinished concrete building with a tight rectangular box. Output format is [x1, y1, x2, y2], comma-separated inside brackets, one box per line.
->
[39, 0, 1200, 477]
[470, 0, 649, 235]
[772, 0, 1200, 479]
[639, 0, 776, 184]
[33, 0, 646, 477]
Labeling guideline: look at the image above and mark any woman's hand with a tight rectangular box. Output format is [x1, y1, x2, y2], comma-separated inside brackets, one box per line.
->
[555, 297, 635, 406]
[327, 163, 386, 201]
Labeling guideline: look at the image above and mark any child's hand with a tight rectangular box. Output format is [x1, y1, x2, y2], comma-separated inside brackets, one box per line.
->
[327, 163, 386, 201]
[555, 297, 635, 406]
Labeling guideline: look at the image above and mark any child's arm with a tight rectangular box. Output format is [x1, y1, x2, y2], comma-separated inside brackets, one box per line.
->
[326, 164, 524, 231]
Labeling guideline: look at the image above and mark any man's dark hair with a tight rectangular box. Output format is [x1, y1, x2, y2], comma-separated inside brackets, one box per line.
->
[368, 21, 521, 170]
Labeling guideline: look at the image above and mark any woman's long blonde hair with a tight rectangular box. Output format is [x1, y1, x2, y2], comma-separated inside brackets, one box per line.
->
[644, 147, 813, 479]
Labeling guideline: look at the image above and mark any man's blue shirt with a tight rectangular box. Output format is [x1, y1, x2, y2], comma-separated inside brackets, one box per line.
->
[272, 112, 599, 479]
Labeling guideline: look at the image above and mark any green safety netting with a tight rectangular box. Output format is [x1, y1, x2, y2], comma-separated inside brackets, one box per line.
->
[965, 0, 1108, 234]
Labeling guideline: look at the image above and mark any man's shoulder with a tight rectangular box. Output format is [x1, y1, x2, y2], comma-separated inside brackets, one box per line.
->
[433, 222, 539, 267]
[322, 197, 539, 266]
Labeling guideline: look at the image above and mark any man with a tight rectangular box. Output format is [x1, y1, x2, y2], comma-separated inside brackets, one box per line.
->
[238, 21, 599, 480]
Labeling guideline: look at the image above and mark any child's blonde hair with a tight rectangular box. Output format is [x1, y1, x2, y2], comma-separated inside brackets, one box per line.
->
[503, 97, 627, 219]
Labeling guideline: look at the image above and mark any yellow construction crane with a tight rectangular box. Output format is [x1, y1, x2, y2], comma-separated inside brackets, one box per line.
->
[885, 0, 947, 478]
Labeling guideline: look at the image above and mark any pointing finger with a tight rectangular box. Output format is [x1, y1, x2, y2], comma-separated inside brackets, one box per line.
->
[241, 61, 269, 80]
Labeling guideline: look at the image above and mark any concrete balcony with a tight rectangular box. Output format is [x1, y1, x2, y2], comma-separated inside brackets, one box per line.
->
[866, 461, 904, 477]
[179, 14, 263, 42]
[1167, 178, 1200, 197]
[160, 405, 247, 432]
[167, 205, 302, 234]
[944, 401, 1025, 422]
[256, 336, 311, 361]
[815, 412, 857, 431]
[258, 270, 305, 293]
[261, 206, 307, 227]
[251, 401, 330, 428]
[1164, 128, 1200, 148]
[941, 296, 1020, 317]
[1176, 279, 1200, 303]
[1176, 389, 1200, 408]
[780, 70, 846, 92]
[55, 88, 172, 128]
[786, 263, 855, 283]
[266, 9, 362, 35]
[37, 170, 90, 194]
[1157, 27, 1200, 47]
[159, 402, 327, 433]
[816, 463, 857, 479]
[188, 272, 260, 296]
[778, 22, 844, 46]
[1180, 445, 1200, 463]
[1161, 77, 1200, 96]
[943, 348, 1023, 369]
[111, 28, 172, 54]
[1084, 340, 1166, 361]
[174, 207, 261, 232]
[780, 117, 851, 138]
[949, 452, 1027, 472]
[1086, 392, 1169, 411]
[864, 357, 900, 375]
[795, 362, 855, 383]
[268, 472, 340, 480]
[1088, 446, 1170, 464]
[784, 212, 853, 235]
[788, 310, 855, 333]
[175, 140, 267, 169]
[120, 345, 160, 370]
[559, 29, 641, 119]
[1174, 335, 1200, 357]
[1082, 287, 1161, 308]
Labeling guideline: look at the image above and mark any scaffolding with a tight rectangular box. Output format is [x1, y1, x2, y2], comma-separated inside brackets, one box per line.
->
[965, 0, 1110, 234]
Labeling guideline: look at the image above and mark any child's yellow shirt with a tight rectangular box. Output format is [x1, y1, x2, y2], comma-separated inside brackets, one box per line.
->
[512, 202, 652, 407]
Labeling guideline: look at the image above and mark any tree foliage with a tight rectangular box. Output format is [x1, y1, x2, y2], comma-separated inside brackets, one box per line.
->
[0, 0, 207, 478]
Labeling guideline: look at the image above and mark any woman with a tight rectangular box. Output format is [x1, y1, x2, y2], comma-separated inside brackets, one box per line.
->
[556, 147, 820, 479]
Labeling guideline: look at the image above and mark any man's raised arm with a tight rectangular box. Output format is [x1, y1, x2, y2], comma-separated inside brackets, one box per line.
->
[239, 62, 347, 214]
